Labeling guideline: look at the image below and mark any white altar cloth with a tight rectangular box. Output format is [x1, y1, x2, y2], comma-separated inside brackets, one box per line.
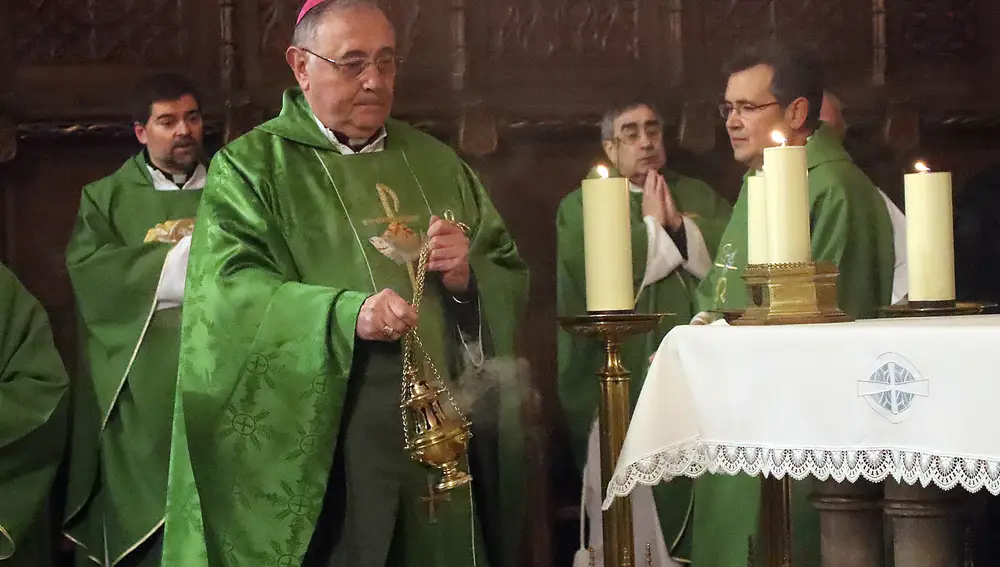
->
[604, 314, 1000, 509]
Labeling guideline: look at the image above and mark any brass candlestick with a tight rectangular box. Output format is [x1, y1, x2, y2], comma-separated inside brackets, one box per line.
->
[733, 261, 854, 567]
[560, 311, 666, 567]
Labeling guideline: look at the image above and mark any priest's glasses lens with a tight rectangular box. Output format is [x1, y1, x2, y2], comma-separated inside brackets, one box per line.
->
[718, 102, 734, 120]
[374, 56, 402, 76]
[298, 48, 401, 79]
[339, 56, 401, 79]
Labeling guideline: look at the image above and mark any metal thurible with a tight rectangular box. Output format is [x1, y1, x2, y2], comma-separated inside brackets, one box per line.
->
[400, 242, 473, 492]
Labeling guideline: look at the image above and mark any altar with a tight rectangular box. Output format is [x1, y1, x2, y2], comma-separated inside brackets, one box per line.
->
[604, 314, 1000, 566]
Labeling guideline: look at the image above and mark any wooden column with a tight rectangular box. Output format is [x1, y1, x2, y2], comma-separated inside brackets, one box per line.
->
[811, 480, 884, 567]
[883, 481, 962, 567]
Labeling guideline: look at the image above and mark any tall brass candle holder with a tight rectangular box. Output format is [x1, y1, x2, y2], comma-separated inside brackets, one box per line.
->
[560, 311, 666, 567]
[733, 261, 854, 567]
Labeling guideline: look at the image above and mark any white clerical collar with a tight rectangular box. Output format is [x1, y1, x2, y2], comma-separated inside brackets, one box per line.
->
[313, 113, 386, 155]
[629, 181, 643, 194]
[147, 163, 206, 191]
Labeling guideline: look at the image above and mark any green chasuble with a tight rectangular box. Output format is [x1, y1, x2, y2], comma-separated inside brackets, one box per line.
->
[556, 167, 730, 561]
[160, 88, 528, 567]
[0, 262, 69, 567]
[691, 124, 894, 567]
[64, 152, 203, 567]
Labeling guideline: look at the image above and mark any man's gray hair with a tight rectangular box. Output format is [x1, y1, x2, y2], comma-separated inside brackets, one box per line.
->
[599, 102, 662, 142]
[292, 0, 384, 47]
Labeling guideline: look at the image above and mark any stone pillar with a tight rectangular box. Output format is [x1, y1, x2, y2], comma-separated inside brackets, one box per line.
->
[883, 481, 962, 567]
[811, 480, 884, 567]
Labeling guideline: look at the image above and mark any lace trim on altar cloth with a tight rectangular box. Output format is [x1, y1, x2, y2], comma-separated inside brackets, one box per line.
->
[603, 441, 1000, 509]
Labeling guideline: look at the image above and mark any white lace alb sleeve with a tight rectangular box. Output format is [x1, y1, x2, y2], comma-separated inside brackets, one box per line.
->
[639, 216, 713, 299]
[680, 216, 711, 279]
[639, 216, 684, 294]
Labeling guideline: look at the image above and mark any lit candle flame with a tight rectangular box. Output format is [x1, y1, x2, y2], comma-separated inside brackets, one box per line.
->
[596, 165, 610, 179]
[771, 130, 788, 146]
[914, 161, 931, 173]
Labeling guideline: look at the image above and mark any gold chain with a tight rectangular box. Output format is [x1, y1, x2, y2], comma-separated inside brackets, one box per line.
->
[400, 240, 470, 449]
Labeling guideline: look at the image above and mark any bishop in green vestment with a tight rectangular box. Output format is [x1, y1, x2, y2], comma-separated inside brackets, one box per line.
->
[64, 74, 206, 567]
[689, 42, 894, 567]
[161, 3, 527, 566]
[0, 262, 69, 567]
[557, 103, 730, 563]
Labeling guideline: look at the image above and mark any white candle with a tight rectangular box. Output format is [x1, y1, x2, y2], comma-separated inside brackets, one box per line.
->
[747, 173, 768, 265]
[582, 165, 634, 311]
[763, 131, 811, 264]
[904, 161, 955, 302]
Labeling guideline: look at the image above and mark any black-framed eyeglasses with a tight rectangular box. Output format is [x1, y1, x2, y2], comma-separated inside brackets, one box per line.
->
[298, 47, 403, 79]
[718, 101, 780, 120]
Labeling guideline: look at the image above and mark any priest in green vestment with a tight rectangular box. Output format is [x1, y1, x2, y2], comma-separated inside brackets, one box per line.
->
[64, 73, 206, 567]
[820, 91, 909, 304]
[556, 102, 730, 564]
[0, 262, 69, 567]
[689, 41, 895, 567]
[160, 2, 528, 566]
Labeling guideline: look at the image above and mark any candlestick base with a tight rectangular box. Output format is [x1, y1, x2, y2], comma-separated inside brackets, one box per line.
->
[879, 300, 996, 319]
[733, 261, 853, 326]
[560, 312, 669, 567]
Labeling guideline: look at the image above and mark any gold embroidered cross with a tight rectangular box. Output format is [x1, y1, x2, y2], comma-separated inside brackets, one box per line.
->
[420, 475, 451, 524]
[364, 183, 423, 285]
[713, 243, 739, 304]
[363, 183, 418, 229]
[713, 243, 739, 272]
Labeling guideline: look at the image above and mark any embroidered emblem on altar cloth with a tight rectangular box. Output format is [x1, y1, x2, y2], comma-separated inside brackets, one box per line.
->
[858, 353, 929, 423]
[364, 183, 424, 264]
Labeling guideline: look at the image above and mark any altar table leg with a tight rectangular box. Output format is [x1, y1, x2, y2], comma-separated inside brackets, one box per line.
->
[810, 480, 884, 567]
[883, 481, 962, 567]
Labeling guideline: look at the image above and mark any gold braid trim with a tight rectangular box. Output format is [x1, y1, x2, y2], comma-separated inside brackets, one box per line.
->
[111, 518, 164, 566]
[0, 523, 14, 560]
[61, 530, 102, 565]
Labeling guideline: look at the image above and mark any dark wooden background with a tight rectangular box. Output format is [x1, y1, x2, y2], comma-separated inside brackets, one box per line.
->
[2, 1, 1000, 565]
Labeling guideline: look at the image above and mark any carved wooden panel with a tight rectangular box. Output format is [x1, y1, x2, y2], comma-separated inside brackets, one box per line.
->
[886, 0, 984, 87]
[688, 0, 872, 96]
[469, 0, 684, 119]
[776, 0, 871, 86]
[14, 0, 185, 64]
[0, 3, 12, 98]
[697, 0, 772, 84]
[10, 0, 219, 120]
[491, 0, 640, 60]
[890, 0, 978, 61]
